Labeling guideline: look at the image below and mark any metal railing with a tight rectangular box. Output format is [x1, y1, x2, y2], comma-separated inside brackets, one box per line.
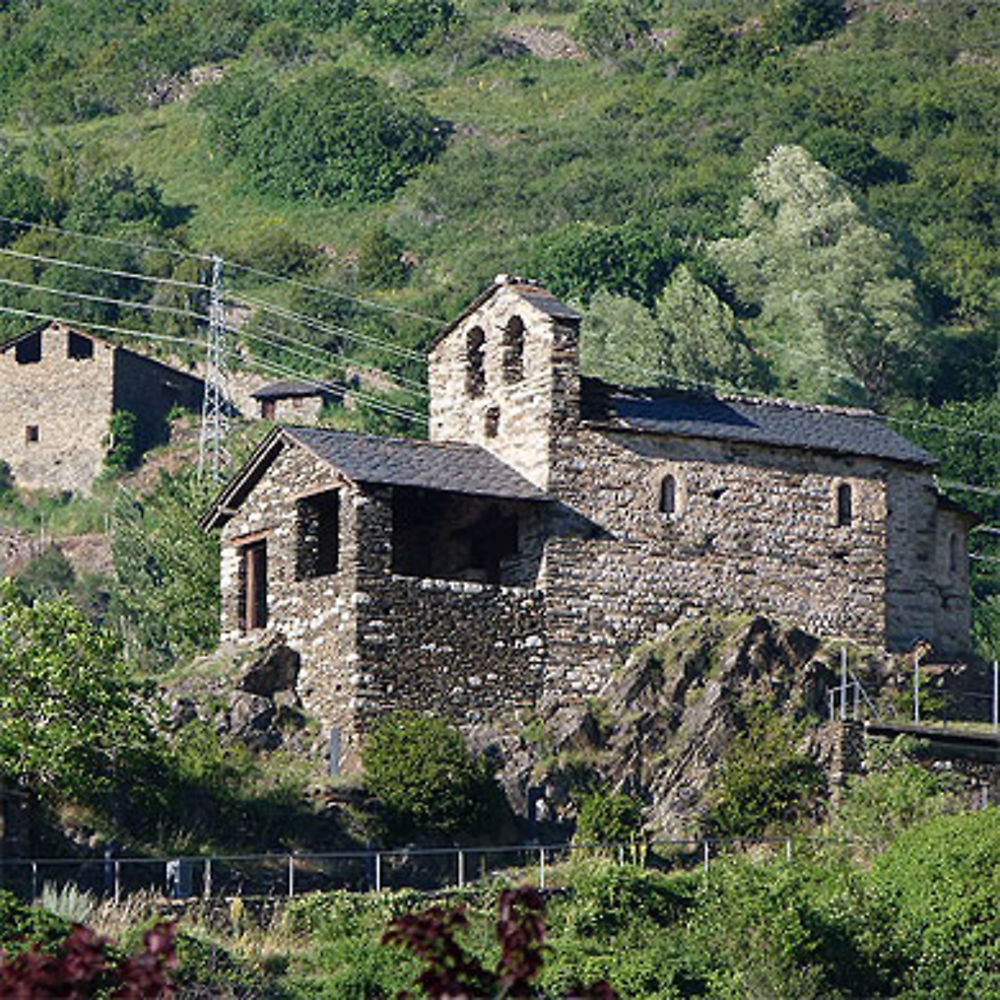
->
[0, 836, 839, 905]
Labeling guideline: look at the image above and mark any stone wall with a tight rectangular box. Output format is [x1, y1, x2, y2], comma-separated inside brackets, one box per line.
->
[112, 347, 204, 454]
[428, 285, 580, 490]
[219, 441, 360, 766]
[541, 428, 895, 697]
[0, 324, 115, 493]
[220, 440, 548, 770]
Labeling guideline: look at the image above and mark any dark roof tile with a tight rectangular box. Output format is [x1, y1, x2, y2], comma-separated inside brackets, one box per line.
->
[285, 426, 548, 499]
[580, 379, 935, 467]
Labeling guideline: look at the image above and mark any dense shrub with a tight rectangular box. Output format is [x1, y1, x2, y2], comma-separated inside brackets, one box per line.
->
[873, 809, 1000, 998]
[103, 409, 140, 474]
[676, 12, 737, 71]
[353, 0, 458, 53]
[362, 711, 497, 837]
[229, 68, 445, 203]
[574, 789, 643, 847]
[574, 0, 652, 58]
[763, 0, 847, 48]
[531, 222, 683, 308]
[357, 225, 409, 288]
[706, 706, 823, 836]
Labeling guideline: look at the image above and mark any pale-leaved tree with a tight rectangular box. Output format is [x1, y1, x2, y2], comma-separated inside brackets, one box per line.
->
[712, 145, 927, 407]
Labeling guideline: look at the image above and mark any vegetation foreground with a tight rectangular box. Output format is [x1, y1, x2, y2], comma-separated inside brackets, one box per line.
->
[1, 807, 999, 998]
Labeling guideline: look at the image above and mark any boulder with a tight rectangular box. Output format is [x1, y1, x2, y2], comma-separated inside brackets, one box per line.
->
[238, 637, 301, 697]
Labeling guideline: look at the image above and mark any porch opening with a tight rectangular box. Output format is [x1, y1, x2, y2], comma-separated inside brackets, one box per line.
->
[296, 489, 340, 579]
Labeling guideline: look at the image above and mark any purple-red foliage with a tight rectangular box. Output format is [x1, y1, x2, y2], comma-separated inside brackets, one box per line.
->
[0, 920, 177, 999]
[383, 885, 618, 1000]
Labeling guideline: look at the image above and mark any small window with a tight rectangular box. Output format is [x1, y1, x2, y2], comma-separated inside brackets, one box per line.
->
[948, 532, 959, 574]
[25, 425, 39, 444]
[67, 331, 93, 360]
[238, 540, 268, 632]
[297, 490, 340, 579]
[485, 406, 500, 438]
[659, 475, 677, 516]
[466, 326, 485, 398]
[15, 333, 41, 365]
[260, 399, 276, 420]
[502, 315, 525, 384]
[836, 483, 853, 527]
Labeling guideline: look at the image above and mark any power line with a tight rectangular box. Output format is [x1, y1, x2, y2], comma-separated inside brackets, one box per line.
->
[235, 292, 426, 364]
[0, 214, 212, 263]
[0, 274, 210, 323]
[241, 318, 429, 398]
[0, 303, 203, 350]
[0, 245, 207, 291]
[236, 330, 427, 421]
[227, 262, 447, 327]
[243, 352, 426, 425]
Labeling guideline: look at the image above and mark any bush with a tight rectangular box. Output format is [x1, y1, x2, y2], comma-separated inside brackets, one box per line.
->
[353, 0, 458, 54]
[362, 712, 497, 837]
[574, 0, 651, 58]
[872, 810, 1000, 998]
[357, 225, 408, 288]
[677, 12, 737, 71]
[575, 789, 643, 847]
[531, 222, 683, 308]
[103, 409, 139, 474]
[706, 707, 823, 837]
[234, 68, 446, 203]
[763, 0, 846, 48]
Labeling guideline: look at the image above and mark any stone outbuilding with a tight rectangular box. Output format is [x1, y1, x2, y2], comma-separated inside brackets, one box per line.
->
[203, 277, 975, 770]
[251, 379, 341, 423]
[0, 322, 204, 493]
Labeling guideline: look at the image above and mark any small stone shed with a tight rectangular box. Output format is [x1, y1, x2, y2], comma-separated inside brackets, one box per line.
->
[204, 277, 975, 770]
[0, 322, 204, 493]
[251, 379, 340, 423]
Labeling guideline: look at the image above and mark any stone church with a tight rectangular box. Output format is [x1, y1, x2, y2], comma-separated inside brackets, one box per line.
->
[203, 277, 973, 770]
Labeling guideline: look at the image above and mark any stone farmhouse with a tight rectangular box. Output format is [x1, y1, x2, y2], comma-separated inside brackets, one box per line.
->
[0, 322, 204, 493]
[203, 277, 974, 771]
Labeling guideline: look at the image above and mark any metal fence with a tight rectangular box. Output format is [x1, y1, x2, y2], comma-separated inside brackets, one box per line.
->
[0, 836, 830, 905]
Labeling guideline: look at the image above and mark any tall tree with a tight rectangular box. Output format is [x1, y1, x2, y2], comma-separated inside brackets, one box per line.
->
[712, 145, 928, 408]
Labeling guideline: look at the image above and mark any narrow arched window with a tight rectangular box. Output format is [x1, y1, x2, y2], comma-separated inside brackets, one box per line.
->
[659, 475, 676, 516]
[485, 406, 500, 438]
[502, 315, 525, 384]
[949, 532, 959, 574]
[836, 483, 853, 527]
[466, 326, 485, 398]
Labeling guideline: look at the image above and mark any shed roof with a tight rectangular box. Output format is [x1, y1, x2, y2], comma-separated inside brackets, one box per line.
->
[202, 425, 547, 529]
[286, 426, 548, 498]
[581, 379, 936, 467]
[251, 380, 333, 400]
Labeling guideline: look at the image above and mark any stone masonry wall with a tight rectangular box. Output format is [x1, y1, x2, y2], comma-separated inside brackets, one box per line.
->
[884, 474, 971, 657]
[220, 441, 361, 765]
[428, 286, 580, 490]
[542, 428, 895, 698]
[0, 324, 114, 493]
[221, 442, 548, 769]
[112, 347, 204, 454]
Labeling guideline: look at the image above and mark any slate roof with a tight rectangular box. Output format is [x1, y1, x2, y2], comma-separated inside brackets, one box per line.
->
[580, 379, 936, 467]
[252, 380, 333, 400]
[286, 426, 548, 499]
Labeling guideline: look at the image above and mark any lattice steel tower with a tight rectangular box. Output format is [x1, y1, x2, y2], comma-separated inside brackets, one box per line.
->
[198, 254, 230, 481]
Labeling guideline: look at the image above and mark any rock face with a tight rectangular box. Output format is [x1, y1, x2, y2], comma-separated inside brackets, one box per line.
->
[166, 635, 310, 754]
[505, 615, 841, 838]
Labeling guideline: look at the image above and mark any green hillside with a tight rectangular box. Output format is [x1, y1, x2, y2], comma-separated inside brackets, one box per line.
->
[2, 0, 1000, 638]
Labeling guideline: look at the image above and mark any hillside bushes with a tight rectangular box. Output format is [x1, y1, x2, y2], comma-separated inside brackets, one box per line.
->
[207, 67, 446, 203]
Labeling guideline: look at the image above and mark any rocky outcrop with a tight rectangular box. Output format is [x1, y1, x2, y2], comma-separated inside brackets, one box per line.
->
[500, 615, 848, 838]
